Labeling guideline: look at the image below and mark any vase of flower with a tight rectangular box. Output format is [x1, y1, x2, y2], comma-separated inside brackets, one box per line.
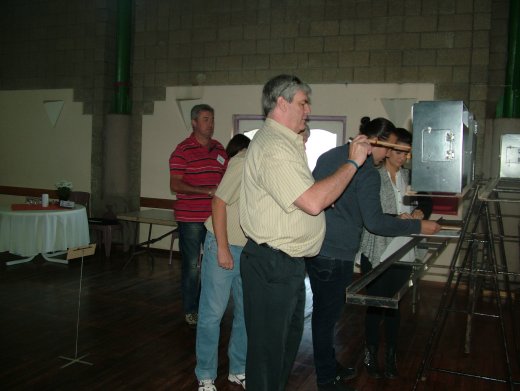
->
[57, 187, 71, 201]
[55, 180, 73, 201]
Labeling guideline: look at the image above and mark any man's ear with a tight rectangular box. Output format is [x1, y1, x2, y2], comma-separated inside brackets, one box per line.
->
[277, 96, 287, 112]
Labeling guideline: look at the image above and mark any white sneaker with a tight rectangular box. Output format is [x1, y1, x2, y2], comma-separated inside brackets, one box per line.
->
[198, 379, 216, 391]
[228, 373, 246, 389]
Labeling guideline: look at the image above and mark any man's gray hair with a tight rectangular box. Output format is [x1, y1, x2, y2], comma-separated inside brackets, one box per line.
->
[261, 74, 312, 117]
[191, 104, 214, 120]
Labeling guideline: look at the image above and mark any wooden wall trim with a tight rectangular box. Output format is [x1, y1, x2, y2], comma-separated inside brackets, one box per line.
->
[1, 186, 174, 210]
[139, 197, 174, 209]
[0, 185, 59, 198]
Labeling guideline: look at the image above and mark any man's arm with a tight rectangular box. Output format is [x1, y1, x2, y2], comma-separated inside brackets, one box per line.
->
[295, 162, 358, 215]
[294, 135, 371, 216]
[170, 175, 217, 197]
[212, 195, 234, 269]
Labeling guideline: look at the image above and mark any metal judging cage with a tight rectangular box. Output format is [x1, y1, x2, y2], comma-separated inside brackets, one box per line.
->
[411, 101, 477, 194]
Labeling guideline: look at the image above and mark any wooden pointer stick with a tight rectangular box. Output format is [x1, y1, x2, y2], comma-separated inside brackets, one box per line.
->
[348, 137, 412, 152]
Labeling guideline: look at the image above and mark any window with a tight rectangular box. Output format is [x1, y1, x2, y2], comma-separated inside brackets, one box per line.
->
[233, 115, 346, 171]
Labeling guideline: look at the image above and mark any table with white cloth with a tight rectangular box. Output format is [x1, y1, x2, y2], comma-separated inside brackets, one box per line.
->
[0, 205, 90, 265]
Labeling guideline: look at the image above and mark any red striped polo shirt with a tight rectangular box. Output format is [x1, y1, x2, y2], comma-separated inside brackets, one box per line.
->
[169, 134, 228, 222]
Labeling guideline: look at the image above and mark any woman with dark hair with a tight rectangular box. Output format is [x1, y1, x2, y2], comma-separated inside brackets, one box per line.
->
[196, 134, 250, 391]
[225, 133, 251, 159]
[307, 117, 440, 391]
[359, 127, 432, 380]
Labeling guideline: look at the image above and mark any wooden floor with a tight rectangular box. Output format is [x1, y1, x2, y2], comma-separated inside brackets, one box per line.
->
[0, 247, 518, 391]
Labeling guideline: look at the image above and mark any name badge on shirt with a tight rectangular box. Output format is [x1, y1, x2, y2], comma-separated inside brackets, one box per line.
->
[217, 154, 226, 165]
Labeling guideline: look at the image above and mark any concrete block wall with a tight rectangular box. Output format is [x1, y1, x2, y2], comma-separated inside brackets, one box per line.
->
[0, 1, 118, 213]
[0, 0, 512, 204]
[132, 0, 507, 118]
[131, 0, 510, 177]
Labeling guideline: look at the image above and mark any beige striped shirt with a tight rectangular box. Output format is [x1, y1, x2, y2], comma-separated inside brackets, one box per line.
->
[205, 150, 247, 247]
[239, 118, 325, 257]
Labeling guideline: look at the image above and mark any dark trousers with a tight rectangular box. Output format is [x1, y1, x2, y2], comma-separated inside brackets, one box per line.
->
[306, 256, 354, 384]
[240, 239, 306, 391]
[360, 254, 412, 348]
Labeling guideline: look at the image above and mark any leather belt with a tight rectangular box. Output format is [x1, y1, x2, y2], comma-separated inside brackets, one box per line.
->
[258, 242, 277, 251]
[251, 239, 292, 258]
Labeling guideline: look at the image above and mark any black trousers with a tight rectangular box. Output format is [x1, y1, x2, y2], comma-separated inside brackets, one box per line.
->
[240, 239, 306, 391]
[306, 256, 354, 384]
[360, 254, 412, 348]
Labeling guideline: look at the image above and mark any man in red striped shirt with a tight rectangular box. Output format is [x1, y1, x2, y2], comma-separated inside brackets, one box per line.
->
[169, 104, 228, 327]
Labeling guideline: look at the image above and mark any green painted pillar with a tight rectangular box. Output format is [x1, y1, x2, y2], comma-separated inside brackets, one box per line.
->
[498, 0, 520, 118]
[113, 0, 132, 114]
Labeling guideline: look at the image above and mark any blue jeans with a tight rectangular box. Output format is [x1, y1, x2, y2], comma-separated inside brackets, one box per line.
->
[195, 231, 246, 381]
[306, 256, 354, 385]
[178, 222, 206, 314]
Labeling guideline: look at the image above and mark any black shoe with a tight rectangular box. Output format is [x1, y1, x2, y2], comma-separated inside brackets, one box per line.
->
[384, 346, 398, 379]
[336, 361, 358, 381]
[363, 345, 382, 379]
[317, 376, 358, 391]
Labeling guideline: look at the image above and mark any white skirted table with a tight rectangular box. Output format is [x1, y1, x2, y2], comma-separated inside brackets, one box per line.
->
[0, 204, 90, 265]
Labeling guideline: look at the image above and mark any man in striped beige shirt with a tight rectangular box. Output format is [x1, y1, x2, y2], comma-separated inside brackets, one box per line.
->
[239, 74, 370, 391]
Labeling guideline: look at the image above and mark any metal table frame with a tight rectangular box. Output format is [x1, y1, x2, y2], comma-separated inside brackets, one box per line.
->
[411, 178, 520, 390]
[345, 234, 453, 310]
[345, 178, 520, 388]
[117, 209, 178, 270]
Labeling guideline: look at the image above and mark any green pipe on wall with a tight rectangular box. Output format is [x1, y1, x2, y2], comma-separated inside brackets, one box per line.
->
[113, 0, 132, 114]
[498, 0, 520, 118]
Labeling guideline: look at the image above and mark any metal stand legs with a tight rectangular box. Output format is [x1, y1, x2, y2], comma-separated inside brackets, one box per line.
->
[413, 180, 520, 389]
